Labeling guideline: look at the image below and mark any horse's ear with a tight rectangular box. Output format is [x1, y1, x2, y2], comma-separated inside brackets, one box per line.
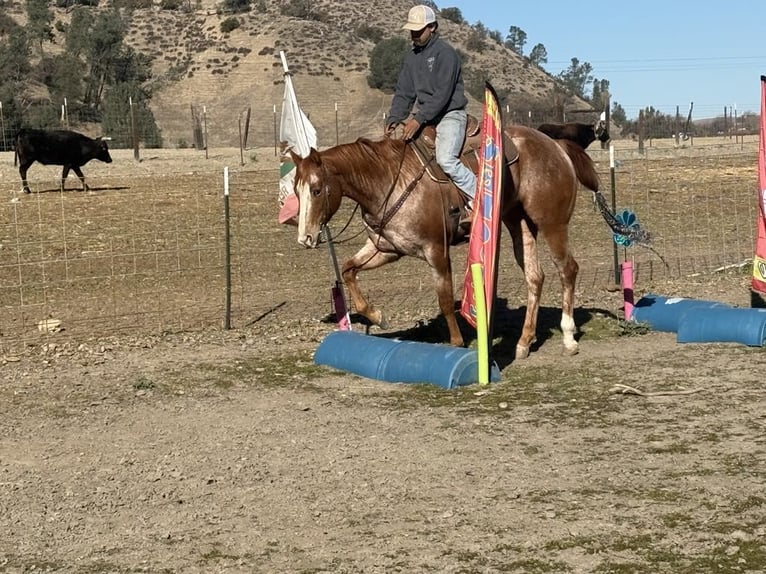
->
[288, 148, 301, 164]
[307, 147, 322, 165]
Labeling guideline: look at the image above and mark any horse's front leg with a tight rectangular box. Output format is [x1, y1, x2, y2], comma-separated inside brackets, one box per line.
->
[425, 245, 464, 348]
[342, 238, 400, 329]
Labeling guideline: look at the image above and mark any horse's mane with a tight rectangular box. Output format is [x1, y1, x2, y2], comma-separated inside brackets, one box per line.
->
[319, 137, 418, 190]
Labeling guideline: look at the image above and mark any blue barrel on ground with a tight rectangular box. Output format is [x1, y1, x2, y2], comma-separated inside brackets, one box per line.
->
[314, 331, 501, 389]
[630, 293, 727, 332]
[677, 307, 766, 346]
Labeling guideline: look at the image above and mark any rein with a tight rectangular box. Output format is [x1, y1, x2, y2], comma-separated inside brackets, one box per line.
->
[370, 141, 430, 233]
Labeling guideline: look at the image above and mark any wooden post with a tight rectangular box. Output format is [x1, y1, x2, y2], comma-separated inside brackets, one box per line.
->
[242, 106, 251, 149]
[203, 105, 208, 159]
[238, 115, 244, 166]
[0, 102, 6, 152]
[335, 102, 339, 146]
[129, 96, 140, 161]
[602, 94, 610, 150]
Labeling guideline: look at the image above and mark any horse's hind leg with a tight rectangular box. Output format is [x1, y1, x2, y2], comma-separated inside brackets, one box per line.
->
[545, 225, 579, 356]
[508, 217, 544, 359]
[342, 238, 400, 329]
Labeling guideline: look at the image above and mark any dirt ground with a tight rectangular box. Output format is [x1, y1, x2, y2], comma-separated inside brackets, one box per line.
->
[1, 143, 765, 573]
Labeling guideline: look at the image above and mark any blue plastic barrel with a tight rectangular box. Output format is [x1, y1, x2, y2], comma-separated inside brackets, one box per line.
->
[631, 293, 727, 332]
[677, 307, 766, 346]
[314, 331, 501, 389]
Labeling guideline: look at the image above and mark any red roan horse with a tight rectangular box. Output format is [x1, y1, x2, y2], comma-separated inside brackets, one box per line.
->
[291, 125, 629, 358]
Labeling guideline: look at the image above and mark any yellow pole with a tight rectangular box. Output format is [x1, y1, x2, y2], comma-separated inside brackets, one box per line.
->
[470, 263, 489, 386]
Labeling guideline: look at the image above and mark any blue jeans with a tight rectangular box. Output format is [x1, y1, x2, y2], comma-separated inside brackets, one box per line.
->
[435, 109, 476, 200]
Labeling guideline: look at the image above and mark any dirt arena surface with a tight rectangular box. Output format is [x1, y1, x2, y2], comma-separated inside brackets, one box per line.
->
[1, 142, 765, 572]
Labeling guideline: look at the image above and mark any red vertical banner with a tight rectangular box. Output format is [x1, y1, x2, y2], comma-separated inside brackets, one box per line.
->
[752, 75, 766, 294]
[460, 82, 504, 329]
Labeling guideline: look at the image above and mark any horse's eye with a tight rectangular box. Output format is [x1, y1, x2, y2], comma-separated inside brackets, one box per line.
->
[311, 186, 322, 197]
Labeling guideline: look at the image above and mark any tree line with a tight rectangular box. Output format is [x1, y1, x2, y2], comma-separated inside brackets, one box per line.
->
[0, 0, 161, 150]
[369, 5, 752, 139]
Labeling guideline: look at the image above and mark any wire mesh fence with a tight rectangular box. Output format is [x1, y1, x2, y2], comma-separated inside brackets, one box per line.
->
[0, 139, 760, 355]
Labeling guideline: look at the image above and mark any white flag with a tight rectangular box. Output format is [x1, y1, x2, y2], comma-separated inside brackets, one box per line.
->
[278, 51, 317, 224]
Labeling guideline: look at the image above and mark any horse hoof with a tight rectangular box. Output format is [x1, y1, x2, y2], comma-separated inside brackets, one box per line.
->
[563, 343, 580, 356]
[515, 345, 530, 360]
[377, 314, 389, 330]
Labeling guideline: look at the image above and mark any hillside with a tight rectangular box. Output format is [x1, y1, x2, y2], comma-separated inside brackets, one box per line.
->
[3, 0, 593, 147]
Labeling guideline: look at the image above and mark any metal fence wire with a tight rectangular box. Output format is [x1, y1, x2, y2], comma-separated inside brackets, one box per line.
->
[0, 137, 760, 355]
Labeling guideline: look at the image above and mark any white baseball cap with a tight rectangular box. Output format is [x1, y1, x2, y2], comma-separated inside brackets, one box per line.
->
[402, 5, 437, 31]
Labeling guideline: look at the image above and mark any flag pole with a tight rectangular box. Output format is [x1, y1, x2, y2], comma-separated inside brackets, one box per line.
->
[322, 224, 351, 330]
[460, 81, 504, 383]
[470, 263, 490, 385]
[486, 82, 504, 347]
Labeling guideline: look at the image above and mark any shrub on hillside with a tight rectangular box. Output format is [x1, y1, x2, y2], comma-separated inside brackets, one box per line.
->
[160, 0, 183, 10]
[220, 17, 240, 33]
[355, 24, 383, 44]
[367, 37, 408, 91]
[221, 0, 250, 13]
[113, 0, 152, 8]
[280, 0, 327, 21]
[0, 12, 20, 35]
[55, 0, 100, 6]
[440, 7, 464, 24]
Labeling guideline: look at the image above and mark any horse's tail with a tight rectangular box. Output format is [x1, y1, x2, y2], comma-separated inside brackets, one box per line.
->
[557, 139, 600, 192]
[557, 139, 653, 248]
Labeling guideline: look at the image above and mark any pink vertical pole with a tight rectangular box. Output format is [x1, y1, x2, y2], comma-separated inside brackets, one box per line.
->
[621, 260, 634, 320]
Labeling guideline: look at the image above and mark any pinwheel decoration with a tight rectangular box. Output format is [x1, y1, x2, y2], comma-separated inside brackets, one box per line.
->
[613, 209, 641, 247]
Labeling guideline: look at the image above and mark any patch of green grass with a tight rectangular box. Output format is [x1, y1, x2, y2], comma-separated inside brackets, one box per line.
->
[617, 320, 651, 337]
[132, 375, 155, 390]
[200, 546, 240, 563]
[730, 495, 765, 513]
[160, 351, 332, 395]
[543, 535, 601, 554]
[660, 511, 692, 528]
[496, 558, 574, 573]
[680, 539, 766, 573]
[372, 363, 612, 425]
[593, 562, 654, 574]
[709, 519, 764, 535]
[610, 533, 655, 552]
[645, 442, 694, 455]
[720, 452, 763, 476]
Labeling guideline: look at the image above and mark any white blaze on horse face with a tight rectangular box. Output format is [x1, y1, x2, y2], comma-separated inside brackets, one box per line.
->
[296, 172, 320, 247]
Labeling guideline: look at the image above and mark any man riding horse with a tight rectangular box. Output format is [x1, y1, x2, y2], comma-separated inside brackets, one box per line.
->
[385, 5, 477, 216]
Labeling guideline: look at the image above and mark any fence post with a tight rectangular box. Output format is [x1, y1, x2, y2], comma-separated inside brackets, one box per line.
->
[223, 166, 232, 330]
[274, 104, 278, 157]
[242, 105, 251, 149]
[0, 102, 6, 152]
[238, 114, 244, 166]
[203, 105, 208, 159]
[335, 102, 339, 146]
[129, 96, 140, 161]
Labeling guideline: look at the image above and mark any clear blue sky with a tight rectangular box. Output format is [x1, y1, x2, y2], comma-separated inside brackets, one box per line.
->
[445, 0, 765, 120]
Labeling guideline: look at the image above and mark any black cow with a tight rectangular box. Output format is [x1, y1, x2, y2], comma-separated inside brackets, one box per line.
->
[14, 129, 113, 193]
[537, 120, 610, 150]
